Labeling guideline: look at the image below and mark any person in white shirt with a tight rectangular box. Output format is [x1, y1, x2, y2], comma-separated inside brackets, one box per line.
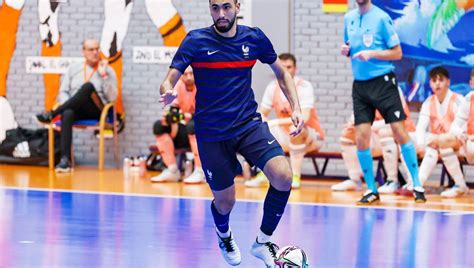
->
[245, 53, 324, 189]
[416, 66, 467, 198]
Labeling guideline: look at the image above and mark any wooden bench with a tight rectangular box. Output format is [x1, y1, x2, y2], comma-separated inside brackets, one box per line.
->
[285, 151, 387, 185]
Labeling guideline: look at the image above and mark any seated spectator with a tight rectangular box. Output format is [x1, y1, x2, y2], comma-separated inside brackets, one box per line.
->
[150, 66, 204, 184]
[416, 66, 467, 198]
[245, 53, 324, 189]
[332, 88, 417, 193]
[35, 38, 117, 172]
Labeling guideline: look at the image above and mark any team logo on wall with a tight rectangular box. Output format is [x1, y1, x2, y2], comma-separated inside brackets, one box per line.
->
[363, 34, 373, 47]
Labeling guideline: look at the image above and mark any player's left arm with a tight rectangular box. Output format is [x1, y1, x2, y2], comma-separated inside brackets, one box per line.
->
[270, 59, 304, 136]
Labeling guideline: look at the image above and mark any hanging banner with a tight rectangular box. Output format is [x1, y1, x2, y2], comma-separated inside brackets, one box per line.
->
[322, 0, 348, 13]
[25, 56, 83, 74]
[132, 46, 178, 64]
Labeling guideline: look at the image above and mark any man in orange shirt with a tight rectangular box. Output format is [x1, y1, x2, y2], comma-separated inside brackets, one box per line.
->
[416, 67, 467, 197]
[245, 53, 324, 189]
[150, 67, 204, 184]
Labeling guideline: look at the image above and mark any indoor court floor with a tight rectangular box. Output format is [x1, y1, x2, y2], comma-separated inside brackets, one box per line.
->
[0, 165, 473, 267]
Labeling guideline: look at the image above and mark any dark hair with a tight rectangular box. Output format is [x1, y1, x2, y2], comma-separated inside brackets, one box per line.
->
[429, 66, 449, 80]
[278, 53, 296, 66]
[209, 0, 238, 4]
[471, 69, 474, 77]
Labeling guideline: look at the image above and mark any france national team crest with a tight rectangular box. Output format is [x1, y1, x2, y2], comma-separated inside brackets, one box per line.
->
[242, 45, 250, 58]
[363, 34, 373, 47]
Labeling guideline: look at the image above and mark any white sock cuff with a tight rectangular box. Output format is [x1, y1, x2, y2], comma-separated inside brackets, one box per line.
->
[289, 143, 306, 151]
[168, 164, 178, 173]
[340, 137, 355, 145]
[216, 227, 231, 238]
[425, 146, 439, 156]
[439, 147, 455, 157]
[257, 230, 272, 243]
[380, 136, 396, 145]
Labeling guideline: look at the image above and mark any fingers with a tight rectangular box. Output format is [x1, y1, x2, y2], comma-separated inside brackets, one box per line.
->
[289, 119, 304, 137]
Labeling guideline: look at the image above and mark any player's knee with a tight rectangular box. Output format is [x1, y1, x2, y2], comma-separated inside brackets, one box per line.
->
[265, 161, 292, 191]
[214, 197, 235, 214]
[153, 120, 168, 135]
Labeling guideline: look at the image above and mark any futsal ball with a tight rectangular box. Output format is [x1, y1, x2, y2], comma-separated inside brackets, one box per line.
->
[274, 246, 309, 268]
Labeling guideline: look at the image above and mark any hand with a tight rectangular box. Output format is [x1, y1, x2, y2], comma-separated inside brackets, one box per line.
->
[98, 59, 108, 77]
[159, 90, 177, 106]
[341, 43, 350, 57]
[290, 110, 304, 137]
[352, 50, 374, 61]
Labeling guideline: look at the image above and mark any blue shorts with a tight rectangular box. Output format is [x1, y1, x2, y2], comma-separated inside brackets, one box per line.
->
[197, 122, 284, 191]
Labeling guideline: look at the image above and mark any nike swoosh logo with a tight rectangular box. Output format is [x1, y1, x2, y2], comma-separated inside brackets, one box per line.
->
[207, 50, 219, 55]
[268, 140, 276, 145]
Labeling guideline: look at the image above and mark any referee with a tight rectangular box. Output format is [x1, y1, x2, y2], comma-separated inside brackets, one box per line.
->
[341, 0, 426, 204]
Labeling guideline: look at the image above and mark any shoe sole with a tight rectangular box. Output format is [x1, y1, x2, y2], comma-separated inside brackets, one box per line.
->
[356, 199, 380, 205]
[55, 168, 71, 173]
[31, 114, 51, 125]
[183, 180, 205, 184]
[415, 199, 427, 203]
[332, 188, 356, 191]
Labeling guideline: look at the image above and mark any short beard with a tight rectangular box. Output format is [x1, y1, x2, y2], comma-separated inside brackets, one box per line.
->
[213, 16, 236, 33]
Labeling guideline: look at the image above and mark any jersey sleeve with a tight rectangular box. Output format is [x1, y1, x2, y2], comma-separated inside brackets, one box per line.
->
[256, 28, 277, 64]
[381, 15, 400, 49]
[170, 33, 195, 73]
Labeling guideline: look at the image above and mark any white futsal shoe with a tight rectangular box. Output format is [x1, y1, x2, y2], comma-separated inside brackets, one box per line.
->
[150, 168, 180, 182]
[440, 185, 469, 198]
[216, 229, 241, 266]
[378, 180, 400, 194]
[250, 238, 280, 268]
[331, 179, 358, 191]
[183, 168, 205, 184]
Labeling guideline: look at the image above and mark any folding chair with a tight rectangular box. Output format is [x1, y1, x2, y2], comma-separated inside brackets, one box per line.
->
[47, 102, 120, 170]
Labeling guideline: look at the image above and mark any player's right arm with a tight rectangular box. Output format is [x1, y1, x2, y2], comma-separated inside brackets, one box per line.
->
[159, 68, 182, 105]
[161, 31, 194, 106]
[270, 59, 303, 136]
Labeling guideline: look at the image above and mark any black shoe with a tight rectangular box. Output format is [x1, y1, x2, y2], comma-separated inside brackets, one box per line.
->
[35, 112, 53, 124]
[357, 190, 380, 205]
[55, 157, 71, 173]
[413, 187, 427, 203]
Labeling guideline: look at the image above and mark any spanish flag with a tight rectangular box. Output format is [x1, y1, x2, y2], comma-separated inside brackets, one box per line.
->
[323, 0, 349, 13]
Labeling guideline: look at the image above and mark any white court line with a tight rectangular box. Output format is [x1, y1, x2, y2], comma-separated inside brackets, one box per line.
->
[1, 185, 473, 214]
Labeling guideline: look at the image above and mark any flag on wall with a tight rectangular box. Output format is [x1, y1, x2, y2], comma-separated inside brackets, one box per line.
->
[322, 0, 348, 13]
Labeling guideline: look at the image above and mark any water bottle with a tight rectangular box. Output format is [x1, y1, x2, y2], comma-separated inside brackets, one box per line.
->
[139, 156, 147, 177]
[123, 157, 131, 173]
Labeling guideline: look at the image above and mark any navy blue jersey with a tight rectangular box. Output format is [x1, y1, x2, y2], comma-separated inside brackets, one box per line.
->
[170, 25, 277, 141]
